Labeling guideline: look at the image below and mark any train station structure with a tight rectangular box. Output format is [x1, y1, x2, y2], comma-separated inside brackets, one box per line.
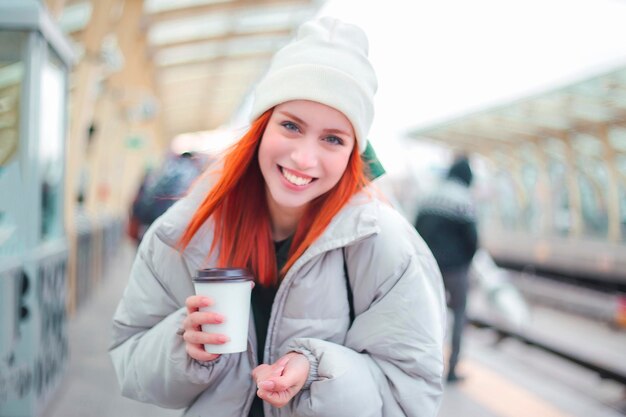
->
[1, 1, 625, 416]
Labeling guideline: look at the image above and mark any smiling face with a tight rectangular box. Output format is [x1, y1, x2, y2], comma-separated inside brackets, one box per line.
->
[258, 100, 356, 224]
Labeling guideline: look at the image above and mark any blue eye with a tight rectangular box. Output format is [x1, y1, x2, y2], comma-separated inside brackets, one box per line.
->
[324, 136, 344, 146]
[281, 121, 300, 132]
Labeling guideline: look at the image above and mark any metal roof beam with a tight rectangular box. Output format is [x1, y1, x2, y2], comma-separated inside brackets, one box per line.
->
[488, 116, 567, 138]
[150, 28, 292, 49]
[438, 128, 520, 145]
[423, 132, 513, 154]
[146, 0, 311, 24]
[457, 120, 542, 142]
[155, 51, 273, 68]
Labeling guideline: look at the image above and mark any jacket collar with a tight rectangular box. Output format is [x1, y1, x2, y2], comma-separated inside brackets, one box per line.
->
[283, 192, 380, 280]
[158, 170, 381, 276]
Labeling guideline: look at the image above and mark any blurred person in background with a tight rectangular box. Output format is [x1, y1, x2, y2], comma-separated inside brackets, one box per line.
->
[415, 156, 478, 383]
[110, 17, 446, 417]
[127, 151, 209, 245]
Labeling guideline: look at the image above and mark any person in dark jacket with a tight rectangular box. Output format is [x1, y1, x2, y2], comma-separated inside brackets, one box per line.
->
[128, 151, 208, 245]
[415, 156, 478, 383]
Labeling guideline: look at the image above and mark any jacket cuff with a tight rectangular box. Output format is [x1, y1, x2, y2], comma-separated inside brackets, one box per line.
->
[195, 354, 223, 368]
[288, 347, 319, 390]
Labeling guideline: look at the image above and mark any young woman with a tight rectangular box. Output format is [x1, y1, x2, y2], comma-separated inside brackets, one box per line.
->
[110, 17, 446, 417]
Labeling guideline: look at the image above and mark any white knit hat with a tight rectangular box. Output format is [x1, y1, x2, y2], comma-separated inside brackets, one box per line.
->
[249, 17, 377, 154]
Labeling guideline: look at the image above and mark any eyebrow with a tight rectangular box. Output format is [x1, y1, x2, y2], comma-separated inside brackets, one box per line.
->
[278, 111, 353, 137]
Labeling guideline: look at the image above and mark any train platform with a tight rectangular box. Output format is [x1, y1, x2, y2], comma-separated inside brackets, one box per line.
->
[42, 240, 626, 417]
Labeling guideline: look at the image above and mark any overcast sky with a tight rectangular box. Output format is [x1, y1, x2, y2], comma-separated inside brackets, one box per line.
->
[316, 0, 626, 170]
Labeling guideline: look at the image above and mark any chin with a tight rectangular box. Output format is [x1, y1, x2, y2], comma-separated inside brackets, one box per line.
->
[273, 194, 313, 210]
[266, 185, 315, 210]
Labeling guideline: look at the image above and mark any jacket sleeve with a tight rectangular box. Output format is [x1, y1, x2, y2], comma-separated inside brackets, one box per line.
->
[286, 215, 447, 417]
[108, 224, 238, 408]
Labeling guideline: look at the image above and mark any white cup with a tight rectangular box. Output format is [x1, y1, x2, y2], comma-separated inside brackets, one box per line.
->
[192, 268, 253, 354]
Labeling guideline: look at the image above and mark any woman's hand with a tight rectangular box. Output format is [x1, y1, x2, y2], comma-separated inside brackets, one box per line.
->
[182, 295, 229, 362]
[252, 352, 310, 408]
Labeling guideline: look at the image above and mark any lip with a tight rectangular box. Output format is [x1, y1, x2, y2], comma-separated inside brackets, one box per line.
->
[277, 165, 317, 191]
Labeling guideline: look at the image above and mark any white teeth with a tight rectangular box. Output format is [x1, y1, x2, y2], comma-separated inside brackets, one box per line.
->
[281, 168, 313, 186]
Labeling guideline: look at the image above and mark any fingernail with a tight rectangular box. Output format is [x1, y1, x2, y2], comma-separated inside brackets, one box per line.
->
[214, 314, 224, 323]
[259, 381, 275, 390]
[218, 335, 230, 343]
[203, 298, 212, 306]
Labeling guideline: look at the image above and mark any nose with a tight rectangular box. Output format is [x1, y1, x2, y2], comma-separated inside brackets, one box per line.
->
[290, 138, 318, 170]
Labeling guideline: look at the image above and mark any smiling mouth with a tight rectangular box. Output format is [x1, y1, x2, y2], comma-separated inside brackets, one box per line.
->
[279, 166, 317, 186]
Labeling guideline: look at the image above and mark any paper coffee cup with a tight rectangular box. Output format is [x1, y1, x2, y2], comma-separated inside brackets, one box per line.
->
[192, 268, 253, 354]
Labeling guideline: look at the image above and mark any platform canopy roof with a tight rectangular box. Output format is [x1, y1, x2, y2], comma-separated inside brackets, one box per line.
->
[407, 66, 626, 158]
[58, 0, 325, 137]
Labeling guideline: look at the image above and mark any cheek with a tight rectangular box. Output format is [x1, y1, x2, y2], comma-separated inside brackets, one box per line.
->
[258, 134, 276, 170]
[258, 132, 287, 165]
[325, 153, 352, 185]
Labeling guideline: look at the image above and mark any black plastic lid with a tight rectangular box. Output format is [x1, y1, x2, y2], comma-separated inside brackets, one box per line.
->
[193, 268, 253, 283]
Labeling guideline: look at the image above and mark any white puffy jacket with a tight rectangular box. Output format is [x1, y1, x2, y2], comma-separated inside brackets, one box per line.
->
[109, 174, 446, 417]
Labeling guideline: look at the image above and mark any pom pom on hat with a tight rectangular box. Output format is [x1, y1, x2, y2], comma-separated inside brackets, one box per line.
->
[249, 17, 377, 154]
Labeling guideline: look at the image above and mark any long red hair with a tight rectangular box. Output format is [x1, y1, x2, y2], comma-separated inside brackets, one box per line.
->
[178, 109, 370, 286]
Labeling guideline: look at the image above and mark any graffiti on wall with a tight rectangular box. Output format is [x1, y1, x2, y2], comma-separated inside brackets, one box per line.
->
[0, 267, 23, 404]
[0, 256, 67, 408]
[35, 257, 68, 397]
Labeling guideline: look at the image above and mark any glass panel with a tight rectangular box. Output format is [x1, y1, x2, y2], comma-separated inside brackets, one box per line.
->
[0, 31, 27, 258]
[491, 152, 521, 231]
[520, 165, 537, 231]
[577, 156, 609, 238]
[519, 145, 541, 234]
[545, 138, 570, 236]
[496, 171, 520, 230]
[548, 159, 570, 236]
[617, 155, 626, 241]
[619, 184, 626, 242]
[40, 47, 66, 241]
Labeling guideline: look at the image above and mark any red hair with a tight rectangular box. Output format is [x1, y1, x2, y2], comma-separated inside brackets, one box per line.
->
[178, 109, 370, 286]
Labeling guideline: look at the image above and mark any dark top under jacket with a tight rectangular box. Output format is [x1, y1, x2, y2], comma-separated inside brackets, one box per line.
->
[249, 236, 292, 417]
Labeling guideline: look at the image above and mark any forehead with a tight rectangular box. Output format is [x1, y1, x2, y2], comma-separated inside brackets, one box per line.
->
[273, 100, 354, 134]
